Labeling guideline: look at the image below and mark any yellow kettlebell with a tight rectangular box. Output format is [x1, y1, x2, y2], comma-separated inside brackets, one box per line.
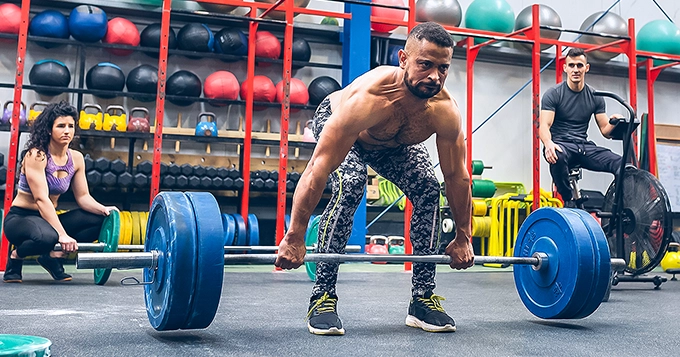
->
[28, 101, 49, 125]
[103, 105, 127, 132]
[660, 242, 680, 272]
[79, 104, 103, 130]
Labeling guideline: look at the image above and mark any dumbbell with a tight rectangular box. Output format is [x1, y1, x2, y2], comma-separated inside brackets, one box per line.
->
[102, 172, 118, 186]
[286, 179, 295, 192]
[94, 157, 110, 172]
[161, 175, 176, 188]
[180, 164, 193, 176]
[252, 170, 269, 181]
[227, 168, 240, 179]
[289, 171, 301, 183]
[251, 175, 265, 190]
[137, 161, 152, 175]
[110, 159, 126, 175]
[204, 166, 216, 178]
[0, 166, 7, 185]
[200, 176, 212, 189]
[134, 173, 148, 188]
[84, 155, 93, 172]
[188, 176, 201, 188]
[193, 165, 206, 177]
[212, 177, 223, 189]
[234, 177, 244, 189]
[160, 163, 169, 176]
[87, 170, 102, 186]
[168, 163, 181, 176]
[176, 175, 189, 189]
[264, 178, 276, 190]
[217, 167, 229, 179]
[223, 177, 234, 189]
[118, 172, 133, 188]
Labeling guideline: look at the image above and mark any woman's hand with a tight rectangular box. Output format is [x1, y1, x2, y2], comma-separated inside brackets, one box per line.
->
[58, 234, 78, 252]
[102, 206, 119, 216]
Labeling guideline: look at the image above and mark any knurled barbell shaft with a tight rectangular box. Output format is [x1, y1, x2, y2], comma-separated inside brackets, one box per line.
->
[56, 243, 362, 253]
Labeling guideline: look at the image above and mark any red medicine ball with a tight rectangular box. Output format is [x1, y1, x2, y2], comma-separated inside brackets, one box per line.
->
[371, 0, 406, 33]
[240, 75, 276, 111]
[255, 31, 281, 66]
[275, 78, 309, 112]
[204, 71, 240, 107]
[103, 17, 141, 56]
[0, 3, 21, 42]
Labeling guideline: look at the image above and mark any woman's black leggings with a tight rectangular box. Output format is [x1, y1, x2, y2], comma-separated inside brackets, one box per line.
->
[3, 206, 105, 258]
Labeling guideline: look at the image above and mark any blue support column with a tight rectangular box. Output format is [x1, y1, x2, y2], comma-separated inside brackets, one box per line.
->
[342, 1, 371, 253]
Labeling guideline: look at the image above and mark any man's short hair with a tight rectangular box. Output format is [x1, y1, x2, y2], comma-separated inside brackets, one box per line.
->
[566, 47, 587, 61]
[406, 22, 454, 49]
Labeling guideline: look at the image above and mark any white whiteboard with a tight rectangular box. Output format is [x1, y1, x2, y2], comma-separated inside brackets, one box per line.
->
[655, 143, 680, 212]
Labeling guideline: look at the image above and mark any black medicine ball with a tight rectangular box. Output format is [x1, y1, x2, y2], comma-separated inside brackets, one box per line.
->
[308, 76, 341, 106]
[279, 37, 311, 69]
[86, 62, 126, 99]
[29, 59, 71, 96]
[213, 27, 248, 62]
[140, 23, 177, 58]
[166, 70, 202, 106]
[177, 23, 214, 58]
[126, 64, 159, 102]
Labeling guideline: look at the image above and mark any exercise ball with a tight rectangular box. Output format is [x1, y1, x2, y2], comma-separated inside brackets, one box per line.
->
[387, 45, 402, 66]
[214, 27, 248, 62]
[126, 64, 158, 102]
[240, 75, 276, 110]
[371, 0, 406, 33]
[204, 71, 240, 106]
[140, 23, 177, 58]
[637, 20, 680, 66]
[166, 70, 202, 106]
[279, 37, 311, 69]
[255, 31, 281, 66]
[276, 78, 309, 112]
[103, 17, 140, 56]
[86, 62, 125, 99]
[0, 3, 21, 41]
[578, 12, 627, 62]
[464, 0, 515, 45]
[321, 17, 339, 26]
[69, 5, 108, 43]
[308, 76, 341, 106]
[415, 0, 462, 27]
[29, 10, 69, 48]
[29, 59, 71, 96]
[255, 0, 310, 20]
[513, 5, 561, 51]
[200, 3, 237, 13]
[177, 23, 214, 57]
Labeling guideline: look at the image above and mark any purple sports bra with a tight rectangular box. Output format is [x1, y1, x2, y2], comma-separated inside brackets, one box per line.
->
[18, 150, 76, 196]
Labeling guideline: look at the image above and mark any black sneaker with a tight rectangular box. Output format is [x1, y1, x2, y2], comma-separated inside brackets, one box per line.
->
[3, 258, 23, 283]
[307, 292, 345, 335]
[405, 291, 456, 332]
[37, 255, 72, 282]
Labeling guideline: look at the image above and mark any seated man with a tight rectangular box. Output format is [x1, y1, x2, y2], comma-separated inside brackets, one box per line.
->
[540, 48, 622, 207]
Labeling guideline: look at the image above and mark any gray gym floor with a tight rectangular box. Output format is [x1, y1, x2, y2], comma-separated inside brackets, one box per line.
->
[0, 263, 678, 357]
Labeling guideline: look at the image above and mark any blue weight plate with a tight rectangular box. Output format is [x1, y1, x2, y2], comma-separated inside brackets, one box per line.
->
[231, 214, 247, 246]
[247, 214, 260, 246]
[144, 192, 197, 331]
[183, 192, 225, 329]
[222, 213, 236, 246]
[513, 207, 595, 319]
[305, 215, 320, 282]
[571, 209, 612, 319]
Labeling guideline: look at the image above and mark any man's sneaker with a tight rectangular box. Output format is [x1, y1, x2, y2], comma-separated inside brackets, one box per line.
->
[37, 255, 72, 282]
[3, 258, 23, 283]
[306, 292, 345, 335]
[405, 291, 456, 332]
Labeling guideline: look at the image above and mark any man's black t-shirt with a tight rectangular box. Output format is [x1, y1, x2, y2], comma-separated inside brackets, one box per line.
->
[541, 81, 606, 142]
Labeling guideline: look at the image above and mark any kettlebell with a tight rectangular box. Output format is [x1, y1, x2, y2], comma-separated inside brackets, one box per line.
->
[79, 104, 103, 130]
[2, 101, 27, 126]
[103, 105, 127, 132]
[127, 107, 151, 132]
[660, 242, 680, 271]
[195, 112, 218, 137]
[28, 101, 49, 125]
[302, 120, 316, 142]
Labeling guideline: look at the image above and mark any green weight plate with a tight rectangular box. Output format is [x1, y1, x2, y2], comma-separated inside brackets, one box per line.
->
[305, 215, 320, 282]
[183, 192, 225, 329]
[144, 192, 197, 331]
[94, 210, 121, 285]
[0, 334, 51, 357]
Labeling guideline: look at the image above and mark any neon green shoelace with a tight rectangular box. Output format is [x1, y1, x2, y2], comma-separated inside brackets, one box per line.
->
[307, 292, 338, 319]
[417, 294, 446, 313]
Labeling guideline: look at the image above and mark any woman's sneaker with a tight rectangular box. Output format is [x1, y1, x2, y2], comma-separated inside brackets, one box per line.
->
[37, 255, 72, 281]
[307, 292, 345, 335]
[3, 258, 23, 283]
[405, 291, 456, 332]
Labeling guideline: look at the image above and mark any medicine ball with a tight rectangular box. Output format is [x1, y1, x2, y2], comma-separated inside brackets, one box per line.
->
[29, 59, 71, 96]
[69, 5, 108, 43]
[240, 75, 276, 110]
[214, 27, 248, 62]
[177, 23, 214, 58]
[140, 23, 177, 58]
[167, 70, 202, 106]
[276, 78, 309, 112]
[0, 3, 21, 40]
[204, 71, 240, 106]
[386, 45, 403, 66]
[308, 76, 341, 106]
[86, 63, 125, 99]
[279, 37, 311, 69]
[255, 31, 281, 66]
[29, 10, 69, 48]
[103, 17, 140, 56]
[126, 64, 158, 102]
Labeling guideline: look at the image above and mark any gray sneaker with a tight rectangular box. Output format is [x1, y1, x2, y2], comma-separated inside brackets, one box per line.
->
[307, 292, 345, 335]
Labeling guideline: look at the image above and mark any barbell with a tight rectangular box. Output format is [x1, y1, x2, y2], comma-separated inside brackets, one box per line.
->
[75, 192, 625, 331]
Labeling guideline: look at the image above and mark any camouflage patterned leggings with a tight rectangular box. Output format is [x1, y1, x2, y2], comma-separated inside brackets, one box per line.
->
[311, 97, 442, 298]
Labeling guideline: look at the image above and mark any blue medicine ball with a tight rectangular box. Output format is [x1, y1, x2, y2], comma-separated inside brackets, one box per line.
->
[29, 10, 69, 48]
[69, 5, 108, 43]
[387, 45, 403, 66]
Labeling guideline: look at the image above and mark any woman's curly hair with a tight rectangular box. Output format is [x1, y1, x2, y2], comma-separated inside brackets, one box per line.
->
[25, 101, 78, 156]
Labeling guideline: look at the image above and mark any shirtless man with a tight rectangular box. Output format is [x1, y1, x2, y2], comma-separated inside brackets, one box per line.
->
[275, 22, 474, 335]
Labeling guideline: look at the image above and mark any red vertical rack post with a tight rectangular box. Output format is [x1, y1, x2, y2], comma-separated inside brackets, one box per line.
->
[465, 36, 478, 174]
[1, 0, 31, 271]
[645, 58, 659, 175]
[149, 0, 173, 204]
[403, 0, 416, 271]
[626, 18, 639, 167]
[530, 4, 541, 210]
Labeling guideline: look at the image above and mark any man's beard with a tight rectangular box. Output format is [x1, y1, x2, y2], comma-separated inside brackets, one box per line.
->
[404, 72, 441, 99]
